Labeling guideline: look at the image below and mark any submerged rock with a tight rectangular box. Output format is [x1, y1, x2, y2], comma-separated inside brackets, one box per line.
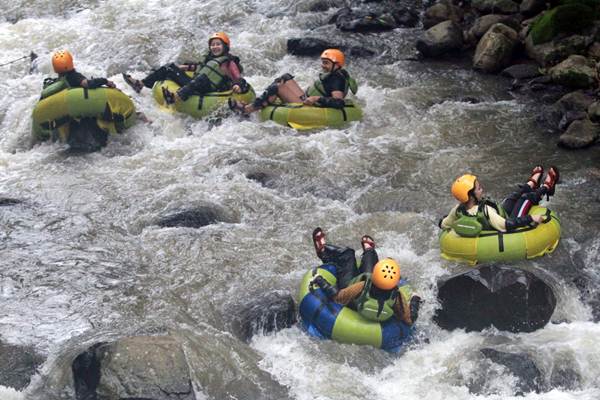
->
[501, 63, 541, 79]
[480, 349, 545, 394]
[228, 291, 297, 342]
[0, 341, 45, 391]
[0, 198, 22, 206]
[434, 264, 556, 333]
[156, 205, 238, 228]
[286, 38, 374, 58]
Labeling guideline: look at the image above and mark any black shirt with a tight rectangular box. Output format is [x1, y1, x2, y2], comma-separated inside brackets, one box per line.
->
[321, 70, 348, 96]
[61, 70, 87, 87]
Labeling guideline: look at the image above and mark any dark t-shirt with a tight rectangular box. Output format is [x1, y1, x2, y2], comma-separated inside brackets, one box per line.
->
[62, 70, 87, 87]
[321, 71, 347, 96]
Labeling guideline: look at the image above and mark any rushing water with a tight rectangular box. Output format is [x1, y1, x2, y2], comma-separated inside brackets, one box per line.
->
[1, 0, 600, 399]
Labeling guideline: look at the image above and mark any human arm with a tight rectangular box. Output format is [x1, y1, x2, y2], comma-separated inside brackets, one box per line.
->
[332, 281, 365, 305]
[223, 60, 244, 93]
[82, 77, 116, 89]
[440, 204, 460, 229]
[394, 292, 421, 325]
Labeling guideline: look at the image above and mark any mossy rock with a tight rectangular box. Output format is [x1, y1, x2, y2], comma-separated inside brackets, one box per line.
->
[530, 4, 596, 45]
[558, 0, 600, 7]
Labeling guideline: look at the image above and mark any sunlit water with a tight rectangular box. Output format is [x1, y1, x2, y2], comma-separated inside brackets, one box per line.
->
[1, 0, 599, 399]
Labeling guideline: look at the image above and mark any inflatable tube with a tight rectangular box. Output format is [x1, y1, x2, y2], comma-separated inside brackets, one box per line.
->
[298, 264, 414, 351]
[151, 78, 255, 119]
[32, 87, 136, 142]
[259, 100, 363, 130]
[439, 205, 561, 265]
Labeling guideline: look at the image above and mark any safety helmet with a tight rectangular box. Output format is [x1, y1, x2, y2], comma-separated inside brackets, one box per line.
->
[372, 258, 400, 290]
[451, 174, 478, 203]
[208, 32, 231, 47]
[320, 49, 345, 67]
[52, 50, 74, 73]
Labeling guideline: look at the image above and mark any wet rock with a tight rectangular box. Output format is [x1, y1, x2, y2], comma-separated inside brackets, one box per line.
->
[549, 55, 597, 89]
[519, 0, 546, 18]
[587, 101, 600, 122]
[423, 1, 464, 29]
[73, 336, 195, 400]
[534, 104, 563, 133]
[392, 7, 420, 28]
[528, 4, 595, 45]
[0, 341, 45, 390]
[468, 14, 521, 40]
[246, 171, 278, 188]
[416, 20, 464, 58]
[480, 349, 544, 394]
[558, 118, 600, 149]
[501, 63, 541, 79]
[228, 291, 297, 342]
[156, 206, 236, 228]
[555, 90, 595, 113]
[471, 0, 519, 15]
[587, 41, 600, 61]
[550, 364, 582, 390]
[286, 38, 374, 58]
[434, 264, 556, 333]
[558, 111, 587, 131]
[0, 197, 22, 206]
[332, 7, 398, 32]
[525, 34, 589, 67]
[473, 23, 519, 72]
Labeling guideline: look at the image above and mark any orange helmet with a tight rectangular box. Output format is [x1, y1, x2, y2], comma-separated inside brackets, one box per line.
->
[320, 49, 345, 67]
[451, 174, 477, 203]
[372, 258, 400, 290]
[52, 50, 74, 73]
[208, 32, 231, 47]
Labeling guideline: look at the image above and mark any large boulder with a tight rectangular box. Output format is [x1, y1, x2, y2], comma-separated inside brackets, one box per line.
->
[549, 55, 597, 89]
[471, 0, 519, 14]
[0, 341, 45, 390]
[286, 38, 375, 58]
[416, 20, 464, 58]
[520, 0, 546, 17]
[434, 265, 556, 333]
[468, 14, 521, 40]
[525, 34, 589, 67]
[73, 336, 195, 400]
[558, 118, 600, 149]
[528, 4, 595, 45]
[423, 0, 464, 29]
[473, 23, 519, 72]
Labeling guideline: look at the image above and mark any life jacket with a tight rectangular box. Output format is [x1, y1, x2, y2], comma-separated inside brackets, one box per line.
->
[40, 75, 70, 99]
[306, 68, 358, 98]
[452, 199, 507, 237]
[194, 54, 238, 91]
[351, 273, 398, 322]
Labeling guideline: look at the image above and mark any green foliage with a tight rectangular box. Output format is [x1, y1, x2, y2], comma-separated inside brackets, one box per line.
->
[530, 4, 595, 45]
[558, 0, 600, 8]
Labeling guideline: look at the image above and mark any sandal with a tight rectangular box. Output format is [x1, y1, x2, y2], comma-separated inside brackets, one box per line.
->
[312, 227, 326, 255]
[527, 165, 544, 189]
[122, 73, 144, 93]
[542, 166, 560, 198]
[361, 235, 375, 251]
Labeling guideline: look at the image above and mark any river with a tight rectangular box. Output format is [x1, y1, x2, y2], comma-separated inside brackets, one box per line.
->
[1, 0, 599, 399]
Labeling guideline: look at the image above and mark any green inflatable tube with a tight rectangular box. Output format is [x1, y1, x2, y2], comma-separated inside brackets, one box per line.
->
[31, 87, 136, 142]
[151, 78, 255, 119]
[439, 205, 561, 265]
[259, 100, 363, 130]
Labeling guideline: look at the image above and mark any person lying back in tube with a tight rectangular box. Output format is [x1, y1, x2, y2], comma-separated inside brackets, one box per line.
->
[229, 49, 358, 113]
[439, 165, 560, 236]
[310, 228, 421, 326]
[122, 32, 248, 103]
[41, 50, 116, 98]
